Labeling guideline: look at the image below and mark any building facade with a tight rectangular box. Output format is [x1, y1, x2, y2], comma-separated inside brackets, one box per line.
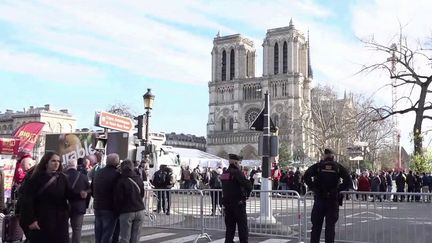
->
[207, 20, 315, 160]
[0, 104, 76, 159]
[164, 132, 206, 151]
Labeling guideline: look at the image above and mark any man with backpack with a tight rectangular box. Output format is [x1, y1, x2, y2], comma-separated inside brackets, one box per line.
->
[152, 165, 171, 215]
[303, 149, 351, 243]
[209, 168, 223, 216]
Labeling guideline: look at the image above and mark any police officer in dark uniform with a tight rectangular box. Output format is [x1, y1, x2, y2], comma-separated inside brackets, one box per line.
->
[303, 149, 351, 243]
[220, 154, 252, 243]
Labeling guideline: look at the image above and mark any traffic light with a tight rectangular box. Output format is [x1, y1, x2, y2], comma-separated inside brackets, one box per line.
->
[134, 115, 144, 139]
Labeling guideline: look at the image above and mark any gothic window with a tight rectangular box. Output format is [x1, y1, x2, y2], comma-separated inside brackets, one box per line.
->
[230, 49, 235, 80]
[222, 50, 227, 81]
[245, 108, 260, 126]
[282, 82, 287, 96]
[271, 82, 277, 97]
[221, 118, 226, 131]
[280, 113, 289, 128]
[283, 41, 287, 73]
[274, 42, 279, 75]
[8, 124, 12, 132]
[246, 51, 249, 77]
[221, 89, 225, 101]
[229, 118, 234, 131]
[230, 88, 234, 100]
[272, 114, 279, 127]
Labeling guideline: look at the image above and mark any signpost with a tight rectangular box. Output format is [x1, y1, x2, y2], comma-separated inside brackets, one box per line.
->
[97, 111, 133, 133]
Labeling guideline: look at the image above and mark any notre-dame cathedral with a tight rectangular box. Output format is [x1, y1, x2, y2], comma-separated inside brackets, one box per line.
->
[206, 20, 316, 161]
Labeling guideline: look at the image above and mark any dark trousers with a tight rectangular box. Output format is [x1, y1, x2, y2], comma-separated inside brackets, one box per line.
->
[210, 190, 222, 214]
[310, 197, 339, 243]
[157, 190, 171, 213]
[224, 201, 248, 243]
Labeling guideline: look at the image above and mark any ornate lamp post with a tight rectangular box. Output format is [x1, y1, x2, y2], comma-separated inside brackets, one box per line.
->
[143, 88, 155, 150]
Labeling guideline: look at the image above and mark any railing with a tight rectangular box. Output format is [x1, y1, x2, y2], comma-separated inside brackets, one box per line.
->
[85, 189, 432, 243]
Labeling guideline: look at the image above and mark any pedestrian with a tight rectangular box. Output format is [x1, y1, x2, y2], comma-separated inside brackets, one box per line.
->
[303, 149, 351, 243]
[91, 153, 121, 243]
[114, 160, 145, 243]
[65, 159, 91, 243]
[357, 172, 370, 201]
[20, 151, 87, 243]
[164, 166, 176, 215]
[153, 165, 170, 214]
[209, 168, 223, 216]
[406, 170, 416, 202]
[395, 171, 406, 202]
[220, 154, 252, 243]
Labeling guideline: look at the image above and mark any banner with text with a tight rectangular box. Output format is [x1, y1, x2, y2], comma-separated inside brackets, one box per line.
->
[12, 122, 45, 154]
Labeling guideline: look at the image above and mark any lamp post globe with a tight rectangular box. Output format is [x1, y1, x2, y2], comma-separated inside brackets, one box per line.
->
[143, 88, 155, 110]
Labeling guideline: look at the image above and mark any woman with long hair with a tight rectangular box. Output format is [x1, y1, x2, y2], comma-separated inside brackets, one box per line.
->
[20, 151, 87, 243]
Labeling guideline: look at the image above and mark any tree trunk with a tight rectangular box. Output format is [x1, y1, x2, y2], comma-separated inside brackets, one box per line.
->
[413, 86, 427, 155]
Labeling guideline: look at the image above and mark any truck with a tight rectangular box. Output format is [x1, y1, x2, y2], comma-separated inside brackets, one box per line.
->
[44, 131, 182, 183]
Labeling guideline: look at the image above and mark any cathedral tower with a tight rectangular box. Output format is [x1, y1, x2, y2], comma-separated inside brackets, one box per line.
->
[207, 20, 315, 161]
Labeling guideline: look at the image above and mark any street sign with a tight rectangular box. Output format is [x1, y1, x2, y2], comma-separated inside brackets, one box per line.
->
[97, 111, 133, 133]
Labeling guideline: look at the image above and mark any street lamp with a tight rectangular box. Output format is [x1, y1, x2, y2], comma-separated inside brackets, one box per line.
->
[143, 88, 155, 150]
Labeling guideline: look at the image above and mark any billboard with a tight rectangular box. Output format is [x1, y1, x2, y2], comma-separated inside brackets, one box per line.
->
[45, 132, 130, 163]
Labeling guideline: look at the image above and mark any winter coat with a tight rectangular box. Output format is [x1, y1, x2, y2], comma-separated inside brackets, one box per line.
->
[91, 165, 120, 211]
[20, 171, 80, 243]
[370, 176, 381, 192]
[357, 176, 370, 192]
[113, 171, 145, 214]
[65, 168, 90, 215]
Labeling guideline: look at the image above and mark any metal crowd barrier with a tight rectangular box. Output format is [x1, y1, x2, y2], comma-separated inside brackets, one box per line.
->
[83, 189, 432, 243]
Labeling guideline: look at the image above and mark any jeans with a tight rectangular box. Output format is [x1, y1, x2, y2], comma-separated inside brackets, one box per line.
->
[94, 209, 118, 243]
[70, 214, 84, 243]
[119, 210, 145, 243]
[157, 190, 171, 213]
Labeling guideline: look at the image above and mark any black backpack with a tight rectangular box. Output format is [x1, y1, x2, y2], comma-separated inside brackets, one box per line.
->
[211, 173, 222, 189]
[153, 170, 167, 187]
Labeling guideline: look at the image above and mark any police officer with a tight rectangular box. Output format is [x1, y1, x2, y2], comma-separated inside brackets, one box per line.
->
[220, 154, 252, 243]
[303, 149, 351, 243]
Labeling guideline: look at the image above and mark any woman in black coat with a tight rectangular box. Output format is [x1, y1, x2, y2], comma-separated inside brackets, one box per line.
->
[20, 151, 86, 243]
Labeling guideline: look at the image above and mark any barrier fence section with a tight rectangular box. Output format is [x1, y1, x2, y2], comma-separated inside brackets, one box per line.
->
[302, 191, 432, 243]
[141, 189, 302, 242]
[85, 189, 432, 243]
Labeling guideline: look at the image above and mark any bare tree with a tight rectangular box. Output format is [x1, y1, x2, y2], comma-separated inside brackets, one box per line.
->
[305, 85, 357, 157]
[304, 86, 393, 168]
[360, 33, 432, 155]
[107, 103, 137, 119]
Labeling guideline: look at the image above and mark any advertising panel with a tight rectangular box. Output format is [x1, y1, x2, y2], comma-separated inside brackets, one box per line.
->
[45, 132, 129, 163]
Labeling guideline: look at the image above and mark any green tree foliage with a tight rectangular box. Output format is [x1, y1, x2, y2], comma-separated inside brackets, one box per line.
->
[278, 142, 292, 169]
[410, 151, 432, 173]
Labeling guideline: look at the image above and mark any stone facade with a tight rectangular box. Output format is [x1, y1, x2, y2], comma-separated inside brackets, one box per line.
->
[164, 132, 206, 151]
[207, 20, 315, 160]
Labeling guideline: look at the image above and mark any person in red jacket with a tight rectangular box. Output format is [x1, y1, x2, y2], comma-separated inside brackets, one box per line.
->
[12, 153, 34, 200]
[271, 164, 282, 190]
[357, 172, 371, 201]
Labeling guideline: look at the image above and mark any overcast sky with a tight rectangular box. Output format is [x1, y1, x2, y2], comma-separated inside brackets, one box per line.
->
[1, 0, 431, 152]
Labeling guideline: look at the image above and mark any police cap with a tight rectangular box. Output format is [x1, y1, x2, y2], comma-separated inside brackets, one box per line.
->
[324, 148, 334, 155]
[228, 154, 243, 161]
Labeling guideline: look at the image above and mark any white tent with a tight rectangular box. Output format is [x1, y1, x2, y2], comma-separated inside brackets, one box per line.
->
[171, 147, 228, 169]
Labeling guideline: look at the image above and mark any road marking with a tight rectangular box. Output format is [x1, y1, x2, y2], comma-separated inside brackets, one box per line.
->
[139, 233, 176, 241]
[159, 234, 198, 243]
[259, 239, 290, 243]
[211, 237, 239, 243]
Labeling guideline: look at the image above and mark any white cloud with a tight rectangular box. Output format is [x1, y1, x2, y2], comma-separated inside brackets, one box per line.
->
[0, 45, 104, 84]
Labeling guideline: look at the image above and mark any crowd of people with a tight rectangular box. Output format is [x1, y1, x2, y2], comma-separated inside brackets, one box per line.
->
[352, 169, 432, 202]
[11, 151, 154, 243]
